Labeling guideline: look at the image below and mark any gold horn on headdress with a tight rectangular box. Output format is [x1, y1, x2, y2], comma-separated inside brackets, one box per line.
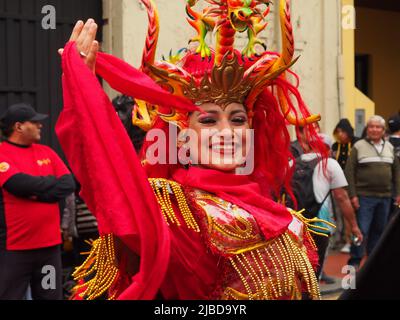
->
[244, 0, 320, 126]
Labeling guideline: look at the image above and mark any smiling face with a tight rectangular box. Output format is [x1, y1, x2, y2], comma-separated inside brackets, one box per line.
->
[183, 102, 251, 172]
[367, 120, 385, 143]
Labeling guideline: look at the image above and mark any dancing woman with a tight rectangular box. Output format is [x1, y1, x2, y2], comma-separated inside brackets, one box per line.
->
[57, 0, 329, 300]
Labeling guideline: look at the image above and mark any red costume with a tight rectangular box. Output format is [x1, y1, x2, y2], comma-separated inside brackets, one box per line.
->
[56, 0, 329, 300]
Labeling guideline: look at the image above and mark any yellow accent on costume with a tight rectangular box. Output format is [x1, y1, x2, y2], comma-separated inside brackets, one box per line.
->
[291, 209, 337, 238]
[220, 231, 321, 300]
[71, 234, 118, 300]
[148, 178, 200, 232]
[70, 192, 330, 300]
[335, 142, 352, 162]
[193, 192, 323, 300]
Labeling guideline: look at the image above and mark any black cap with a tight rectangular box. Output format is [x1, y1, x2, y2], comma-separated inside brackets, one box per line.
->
[0, 103, 48, 126]
[388, 115, 400, 134]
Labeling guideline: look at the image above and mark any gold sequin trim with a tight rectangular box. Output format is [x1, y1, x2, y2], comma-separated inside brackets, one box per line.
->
[282, 232, 321, 299]
[225, 231, 321, 300]
[71, 234, 119, 300]
[148, 178, 200, 232]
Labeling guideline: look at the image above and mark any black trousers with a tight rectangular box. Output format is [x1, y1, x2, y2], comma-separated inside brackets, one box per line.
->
[0, 245, 62, 300]
[72, 231, 99, 266]
[311, 233, 330, 280]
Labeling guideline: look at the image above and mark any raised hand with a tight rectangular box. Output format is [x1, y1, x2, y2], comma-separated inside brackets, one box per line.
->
[58, 19, 99, 73]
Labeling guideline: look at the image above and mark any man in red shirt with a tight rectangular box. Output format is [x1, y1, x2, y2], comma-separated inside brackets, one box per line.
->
[0, 103, 76, 300]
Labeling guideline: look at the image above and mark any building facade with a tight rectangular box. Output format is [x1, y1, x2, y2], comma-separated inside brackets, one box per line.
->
[2, 0, 397, 150]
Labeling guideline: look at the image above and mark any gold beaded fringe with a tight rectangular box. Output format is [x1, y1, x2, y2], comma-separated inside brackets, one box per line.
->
[290, 209, 336, 238]
[71, 234, 119, 300]
[148, 178, 200, 232]
[227, 232, 321, 300]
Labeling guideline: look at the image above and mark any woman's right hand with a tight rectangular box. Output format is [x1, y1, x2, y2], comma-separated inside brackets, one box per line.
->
[58, 19, 99, 73]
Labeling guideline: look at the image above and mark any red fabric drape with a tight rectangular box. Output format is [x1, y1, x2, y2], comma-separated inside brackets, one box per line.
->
[56, 42, 185, 299]
[95, 51, 199, 115]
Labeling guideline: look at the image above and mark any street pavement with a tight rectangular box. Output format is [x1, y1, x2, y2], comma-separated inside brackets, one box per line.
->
[320, 250, 351, 300]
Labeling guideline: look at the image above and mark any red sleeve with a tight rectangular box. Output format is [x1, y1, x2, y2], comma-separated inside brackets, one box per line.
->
[55, 42, 172, 300]
[0, 156, 21, 187]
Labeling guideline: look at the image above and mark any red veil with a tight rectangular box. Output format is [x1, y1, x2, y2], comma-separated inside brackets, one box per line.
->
[57, 42, 198, 299]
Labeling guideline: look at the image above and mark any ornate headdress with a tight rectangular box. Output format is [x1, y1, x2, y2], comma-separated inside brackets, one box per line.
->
[132, 0, 321, 130]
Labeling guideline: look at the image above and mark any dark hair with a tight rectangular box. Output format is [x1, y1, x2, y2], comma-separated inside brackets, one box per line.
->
[333, 118, 355, 138]
[112, 95, 135, 113]
[0, 122, 14, 138]
[388, 114, 400, 134]
[111, 95, 146, 152]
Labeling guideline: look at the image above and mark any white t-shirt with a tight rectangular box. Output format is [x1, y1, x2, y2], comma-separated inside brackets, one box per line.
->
[300, 153, 348, 232]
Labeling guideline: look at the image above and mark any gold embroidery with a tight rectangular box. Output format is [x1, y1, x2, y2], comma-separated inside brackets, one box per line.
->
[223, 287, 262, 300]
[196, 194, 261, 244]
[212, 214, 254, 240]
[226, 242, 267, 255]
[194, 192, 321, 300]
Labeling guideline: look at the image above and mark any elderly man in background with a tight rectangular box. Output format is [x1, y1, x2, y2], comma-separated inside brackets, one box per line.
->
[345, 115, 400, 269]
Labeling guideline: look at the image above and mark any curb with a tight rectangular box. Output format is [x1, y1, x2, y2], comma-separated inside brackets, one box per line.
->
[321, 286, 344, 296]
[320, 278, 344, 296]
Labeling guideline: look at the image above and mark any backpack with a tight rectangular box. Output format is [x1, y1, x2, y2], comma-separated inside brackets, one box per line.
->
[389, 137, 400, 159]
[394, 146, 400, 159]
[285, 157, 330, 219]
